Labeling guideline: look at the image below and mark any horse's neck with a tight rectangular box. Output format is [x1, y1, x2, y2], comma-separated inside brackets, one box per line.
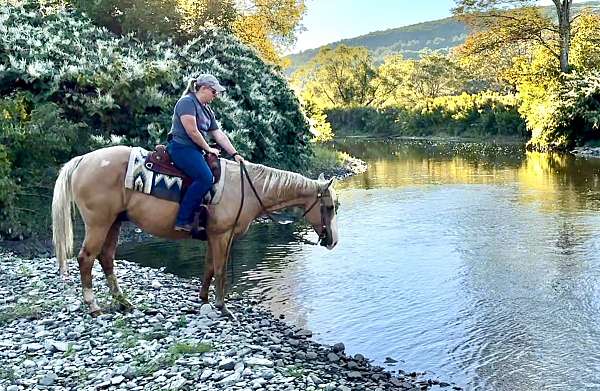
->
[243, 163, 317, 210]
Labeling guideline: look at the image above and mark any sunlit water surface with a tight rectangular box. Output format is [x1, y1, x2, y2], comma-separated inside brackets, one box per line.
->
[117, 139, 600, 390]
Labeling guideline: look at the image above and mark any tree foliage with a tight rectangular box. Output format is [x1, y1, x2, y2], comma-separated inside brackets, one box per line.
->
[67, 0, 304, 64]
[454, 0, 574, 73]
[293, 45, 381, 107]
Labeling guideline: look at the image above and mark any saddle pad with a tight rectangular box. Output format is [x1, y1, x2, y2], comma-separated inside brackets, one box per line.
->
[124, 147, 226, 204]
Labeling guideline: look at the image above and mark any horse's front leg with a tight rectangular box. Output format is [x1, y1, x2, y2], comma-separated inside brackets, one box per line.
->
[208, 234, 235, 320]
[199, 244, 213, 303]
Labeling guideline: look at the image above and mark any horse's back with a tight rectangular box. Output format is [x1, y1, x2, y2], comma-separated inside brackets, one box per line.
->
[71, 146, 131, 220]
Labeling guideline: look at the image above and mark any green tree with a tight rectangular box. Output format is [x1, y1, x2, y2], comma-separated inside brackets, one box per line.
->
[67, 0, 304, 64]
[293, 45, 381, 107]
[377, 52, 467, 105]
[408, 52, 466, 99]
[570, 12, 600, 71]
[454, 0, 574, 73]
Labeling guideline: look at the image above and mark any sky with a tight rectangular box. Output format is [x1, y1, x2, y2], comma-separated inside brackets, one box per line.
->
[288, 0, 592, 54]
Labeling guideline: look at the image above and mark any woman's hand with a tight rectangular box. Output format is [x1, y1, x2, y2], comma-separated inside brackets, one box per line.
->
[234, 154, 245, 164]
[207, 147, 221, 156]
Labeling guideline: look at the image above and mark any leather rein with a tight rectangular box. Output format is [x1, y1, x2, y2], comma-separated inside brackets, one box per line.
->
[226, 161, 334, 249]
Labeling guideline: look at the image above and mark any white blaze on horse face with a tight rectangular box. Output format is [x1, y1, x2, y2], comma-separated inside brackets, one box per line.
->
[100, 160, 111, 167]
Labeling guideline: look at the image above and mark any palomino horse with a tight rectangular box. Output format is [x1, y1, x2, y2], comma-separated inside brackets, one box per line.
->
[52, 145, 339, 318]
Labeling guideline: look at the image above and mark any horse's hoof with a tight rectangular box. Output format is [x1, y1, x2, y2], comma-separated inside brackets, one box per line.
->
[90, 309, 103, 317]
[117, 301, 133, 313]
[219, 307, 239, 323]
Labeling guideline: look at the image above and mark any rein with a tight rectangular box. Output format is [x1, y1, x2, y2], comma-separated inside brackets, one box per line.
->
[225, 161, 335, 287]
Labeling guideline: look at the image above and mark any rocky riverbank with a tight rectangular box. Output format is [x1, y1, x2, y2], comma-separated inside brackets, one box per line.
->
[0, 253, 459, 391]
[571, 146, 600, 158]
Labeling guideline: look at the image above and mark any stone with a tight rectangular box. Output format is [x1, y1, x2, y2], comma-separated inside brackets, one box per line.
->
[327, 352, 339, 362]
[111, 375, 125, 385]
[306, 351, 318, 360]
[218, 371, 241, 386]
[26, 343, 43, 352]
[168, 376, 187, 390]
[332, 343, 345, 353]
[38, 372, 58, 386]
[151, 280, 162, 289]
[218, 358, 236, 370]
[295, 329, 312, 338]
[200, 369, 213, 381]
[244, 357, 274, 367]
[22, 359, 36, 368]
[347, 371, 362, 379]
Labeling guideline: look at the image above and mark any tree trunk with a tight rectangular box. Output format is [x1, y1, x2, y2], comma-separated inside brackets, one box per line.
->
[554, 0, 572, 73]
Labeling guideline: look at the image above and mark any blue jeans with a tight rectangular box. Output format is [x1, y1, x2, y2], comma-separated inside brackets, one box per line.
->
[167, 142, 214, 225]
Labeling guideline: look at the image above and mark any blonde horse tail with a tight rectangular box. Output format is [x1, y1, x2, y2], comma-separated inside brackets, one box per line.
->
[52, 156, 82, 277]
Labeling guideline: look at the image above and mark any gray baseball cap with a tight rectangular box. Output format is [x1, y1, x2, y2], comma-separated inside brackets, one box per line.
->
[196, 74, 226, 92]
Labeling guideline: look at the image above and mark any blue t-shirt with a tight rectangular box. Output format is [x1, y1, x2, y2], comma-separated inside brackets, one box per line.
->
[169, 93, 218, 147]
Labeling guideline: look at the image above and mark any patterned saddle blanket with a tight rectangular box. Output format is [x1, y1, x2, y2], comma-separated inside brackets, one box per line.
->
[124, 147, 226, 204]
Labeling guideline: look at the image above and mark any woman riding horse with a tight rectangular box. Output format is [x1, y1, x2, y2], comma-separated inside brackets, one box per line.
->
[168, 74, 245, 232]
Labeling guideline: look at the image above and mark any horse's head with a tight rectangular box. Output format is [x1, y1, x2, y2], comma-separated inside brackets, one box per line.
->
[303, 173, 339, 249]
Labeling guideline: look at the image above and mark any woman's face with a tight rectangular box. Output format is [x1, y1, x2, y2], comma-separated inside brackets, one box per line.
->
[197, 85, 219, 104]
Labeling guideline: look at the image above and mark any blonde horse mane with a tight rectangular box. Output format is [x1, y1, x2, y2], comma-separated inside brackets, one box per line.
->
[237, 161, 318, 201]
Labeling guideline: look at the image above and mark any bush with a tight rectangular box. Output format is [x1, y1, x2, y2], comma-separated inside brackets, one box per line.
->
[527, 71, 600, 151]
[326, 93, 526, 138]
[0, 94, 88, 238]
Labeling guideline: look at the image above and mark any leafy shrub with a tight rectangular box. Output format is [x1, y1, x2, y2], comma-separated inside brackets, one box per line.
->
[326, 93, 525, 138]
[527, 71, 600, 151]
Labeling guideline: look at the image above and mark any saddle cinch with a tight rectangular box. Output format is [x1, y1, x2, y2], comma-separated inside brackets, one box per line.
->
[144, 145, 222, 239]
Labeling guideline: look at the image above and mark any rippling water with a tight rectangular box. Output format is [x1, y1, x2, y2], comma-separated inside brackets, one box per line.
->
[117, 139, 600, 390]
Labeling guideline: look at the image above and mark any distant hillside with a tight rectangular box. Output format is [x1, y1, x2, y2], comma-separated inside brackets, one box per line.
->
[285, 1, 600, 75]
[285, 17, 467, 74]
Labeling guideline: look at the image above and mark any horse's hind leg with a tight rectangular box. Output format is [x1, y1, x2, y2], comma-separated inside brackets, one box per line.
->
[98, 220, 132, 312]
[78, 224, 111, 316]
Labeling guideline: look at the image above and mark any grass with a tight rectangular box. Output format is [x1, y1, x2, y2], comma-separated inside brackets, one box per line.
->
[63, 343, 75, 357]
[284, 364, 305, 378]
[0, 367, 16, 382]
[133, 341, 213, 376]
[0, 299, 63, 326]
[308, 144, 352, 177]
[168, 342, 212, 356]
[176, 315, 188, 328]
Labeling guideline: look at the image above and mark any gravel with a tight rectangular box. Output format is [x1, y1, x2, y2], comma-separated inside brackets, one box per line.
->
[0, 252, 459, 390]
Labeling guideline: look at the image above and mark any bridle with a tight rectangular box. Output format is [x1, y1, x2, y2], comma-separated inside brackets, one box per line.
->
[301, 178, 335, 245]
[228, 162, 335, 247]
[224, 162, 335, 282]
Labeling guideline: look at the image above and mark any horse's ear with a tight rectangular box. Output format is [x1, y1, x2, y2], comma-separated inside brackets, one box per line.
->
[318, 173, 325, 181]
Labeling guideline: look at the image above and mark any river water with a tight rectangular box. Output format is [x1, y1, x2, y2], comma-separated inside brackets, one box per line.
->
[117, 139, 600, 390]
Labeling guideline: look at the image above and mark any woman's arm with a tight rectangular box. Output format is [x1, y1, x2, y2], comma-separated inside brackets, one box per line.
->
[211, 129, 245, 162]
[181, 115, 220, 155]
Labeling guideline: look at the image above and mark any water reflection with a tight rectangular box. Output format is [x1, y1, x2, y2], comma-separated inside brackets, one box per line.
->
[118, 139, 600, 391]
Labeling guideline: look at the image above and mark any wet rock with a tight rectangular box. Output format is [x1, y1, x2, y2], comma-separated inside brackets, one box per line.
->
[327, 352, 339, 362]
[332, 342, 345, 353]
